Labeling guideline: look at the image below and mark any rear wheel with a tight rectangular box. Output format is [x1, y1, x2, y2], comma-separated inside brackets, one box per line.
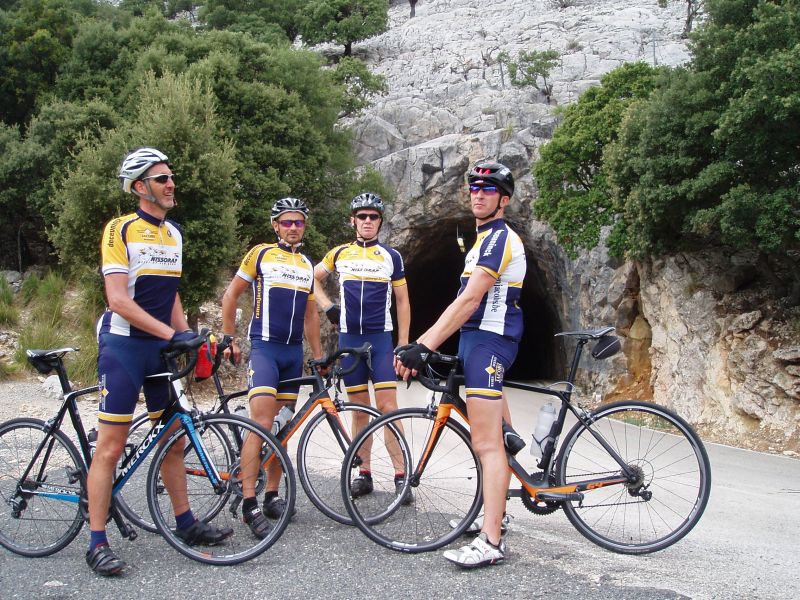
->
[147, 413, 294, 565]
[0, 418, 85, 557]
[297, 402, 381, 524]
[557, 400, 711, 554]
[342, 409, 482, 553]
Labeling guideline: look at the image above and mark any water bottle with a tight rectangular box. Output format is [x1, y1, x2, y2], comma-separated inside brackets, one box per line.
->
[271, 405, 295, 436]
[87, 427, 98, 457]
[530, 402, 556, 458]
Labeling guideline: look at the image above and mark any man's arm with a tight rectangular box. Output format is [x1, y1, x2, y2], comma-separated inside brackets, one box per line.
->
[393, 283, 411, 347]
[221, 275, 249, 364]
[304, 297, 324, 360]
[104, 273, 176, 340]
[312, 264, 335, 311]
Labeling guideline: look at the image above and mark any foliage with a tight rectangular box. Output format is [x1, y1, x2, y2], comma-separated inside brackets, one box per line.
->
[0, 278, 18, 326]
[299, 0, 389, 56]
[330, 56, 388, 117]
[14, 271, 68, 367]
[200, 0, 305, 42]
[534, 62, 663, 257]
[500, 49, 560, 98]
[53, 71, 239, 316]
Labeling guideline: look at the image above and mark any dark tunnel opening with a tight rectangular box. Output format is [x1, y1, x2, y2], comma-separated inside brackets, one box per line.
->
[398, 221, 563, 381]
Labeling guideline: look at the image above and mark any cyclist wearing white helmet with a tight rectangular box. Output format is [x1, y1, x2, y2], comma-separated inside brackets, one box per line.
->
[395, 159, 526, 569]
[313, 192, 411, 499]
[88, 148, 232, 576]
[221, 197, 324, 537]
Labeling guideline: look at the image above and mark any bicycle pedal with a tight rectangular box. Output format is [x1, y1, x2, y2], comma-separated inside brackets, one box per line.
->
[536, 491, 584, 505]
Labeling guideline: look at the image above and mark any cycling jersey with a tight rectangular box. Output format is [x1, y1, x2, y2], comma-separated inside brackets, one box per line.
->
[459, 219, 526, 342]
[319, 240, 406, 334]
[98, 209, 182, 339]
[236, 243, 315, 345]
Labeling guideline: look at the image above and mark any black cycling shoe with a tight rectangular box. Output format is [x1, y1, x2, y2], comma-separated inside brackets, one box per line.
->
[243, 507, 273, 539]
[174, 520, 233, 546]
[351, 473, 374, 498]
[86, 544, 126, 576]
[263, 495, 296, 519]
[394, 478, 414, 506]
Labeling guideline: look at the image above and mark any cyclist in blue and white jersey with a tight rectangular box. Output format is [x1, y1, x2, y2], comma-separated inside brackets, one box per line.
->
[395, 160, 526, 568]
[88, 148, 232, 576]
[313, 193, 411, 498]
[221, 197, 323, 538]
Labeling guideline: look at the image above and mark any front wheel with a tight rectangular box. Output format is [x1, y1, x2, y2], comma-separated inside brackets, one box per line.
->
[296, 402, 381, 525]
[557, 400, 711, 554]
[146, 413, 295, 565]
[342, 409, 482, 553]
[0, 418, 85, 557]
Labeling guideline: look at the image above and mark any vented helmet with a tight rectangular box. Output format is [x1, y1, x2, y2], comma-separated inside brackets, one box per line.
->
[271, 197, 309, 221]
[350, 192, 384, 214]
[119, 147, 169, 193]
[468, 160, 514, 197]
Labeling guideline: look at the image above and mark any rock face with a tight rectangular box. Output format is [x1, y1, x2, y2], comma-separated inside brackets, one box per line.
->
[340, 0, 799, 449]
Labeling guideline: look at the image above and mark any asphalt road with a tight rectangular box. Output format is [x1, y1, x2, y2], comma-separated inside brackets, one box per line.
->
[1, 383, 798, 599]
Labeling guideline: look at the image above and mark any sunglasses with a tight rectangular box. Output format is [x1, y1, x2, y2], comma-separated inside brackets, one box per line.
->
[142, 174, 176, 184]
[469, 184, 499, 193]
[278, 219, 306, 228]
[354, 213, 381, 221]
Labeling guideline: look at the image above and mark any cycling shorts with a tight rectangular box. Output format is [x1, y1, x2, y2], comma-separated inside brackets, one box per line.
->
[338, 331, 397, 394]
[97, 333, 171, 425]
[248, 339, 303, 403]
[458, 330, 518, 401]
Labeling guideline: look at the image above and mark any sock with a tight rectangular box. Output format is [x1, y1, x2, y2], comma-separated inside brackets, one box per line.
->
[264, 490, 278, 503]
[175, 509, 196, 531]
[359, 470, 372, 479]
[394, 472, 405, 482]
[89, 530, 108, 552]
[243, 496, 258, 514]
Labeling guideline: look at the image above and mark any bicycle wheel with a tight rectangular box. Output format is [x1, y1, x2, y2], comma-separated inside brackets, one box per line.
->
[342, 409, 482, 553]
[146, 413, 295, 565]
[297, 402, 381, 524]
[0, 418, 85, 557]
[116, 413, 234, 533]
[557, 400, 711, 554]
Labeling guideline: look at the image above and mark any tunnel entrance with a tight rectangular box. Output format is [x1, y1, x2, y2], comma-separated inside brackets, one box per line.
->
[399, 220, 563, 381]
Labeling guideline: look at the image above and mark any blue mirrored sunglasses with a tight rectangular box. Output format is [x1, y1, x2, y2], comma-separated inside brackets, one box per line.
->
[469, 184, 498, 193]
[278, 219, 306, 228]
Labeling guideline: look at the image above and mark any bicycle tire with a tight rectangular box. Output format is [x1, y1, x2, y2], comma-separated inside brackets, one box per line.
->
[146, 413, 295, 565]
[556, 400, 711, 554]
[0, 418, 85, 557]
[342, 408, 483, 553]
[116, 413, 235, 533]
[296, 402, 381, 524]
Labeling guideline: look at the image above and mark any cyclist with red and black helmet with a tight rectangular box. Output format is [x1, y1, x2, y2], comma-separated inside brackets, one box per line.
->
[395, 159, 526, 568]
[314, 193, 411, 499]
[221, 197, 324, 538]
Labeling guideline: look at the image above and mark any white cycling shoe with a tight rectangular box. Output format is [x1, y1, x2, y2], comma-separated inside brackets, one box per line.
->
[443, 532, 506, 568]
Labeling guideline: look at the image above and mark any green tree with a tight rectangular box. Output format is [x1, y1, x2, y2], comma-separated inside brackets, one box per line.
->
[53, 71, 238, 316]
[0, 0, 96, 126]
[606, 0, 800, 300]
[330, 56, 388, 117]
[500, 49, 560, 100]
[299, 0, 388, 56]
[533, 62, 663, 257]
[200, 0, 304, 42]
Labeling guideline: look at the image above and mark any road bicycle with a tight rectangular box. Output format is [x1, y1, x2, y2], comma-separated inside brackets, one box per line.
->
[341, 327, 711, 555]
[0, 334, 294, 565]
[117, 339, 380, 532]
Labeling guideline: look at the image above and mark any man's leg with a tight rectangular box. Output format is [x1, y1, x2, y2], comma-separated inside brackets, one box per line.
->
[464, 396, 508, 546]
[87, 422, 130, 532]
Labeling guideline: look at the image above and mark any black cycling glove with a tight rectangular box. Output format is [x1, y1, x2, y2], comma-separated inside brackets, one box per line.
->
[325, 304, 341, 326]
[167, 330, 201, 352]
[395, 343, 432, 371]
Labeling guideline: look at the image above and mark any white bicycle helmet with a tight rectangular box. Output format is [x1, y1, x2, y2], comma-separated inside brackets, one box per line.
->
[119, 147, 169, 194]
[270, 197, 310, 221]
[350, 192, 384, 214]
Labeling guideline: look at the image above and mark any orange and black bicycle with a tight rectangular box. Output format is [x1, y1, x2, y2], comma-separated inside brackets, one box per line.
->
[341, 327, 711, 555]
